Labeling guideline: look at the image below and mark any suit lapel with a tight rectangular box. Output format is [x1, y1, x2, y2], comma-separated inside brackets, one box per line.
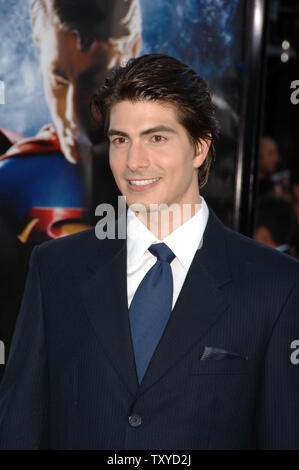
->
[79, 234, 139, 397]
[139, 209, 232, 393]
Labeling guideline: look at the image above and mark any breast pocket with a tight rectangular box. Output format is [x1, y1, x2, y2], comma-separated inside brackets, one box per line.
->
[190, 358, 249, 375]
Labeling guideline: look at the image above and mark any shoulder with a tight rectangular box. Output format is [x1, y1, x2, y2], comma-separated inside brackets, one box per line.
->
[206, 207, 299, 281]
[36, 227, 99, 260]
[224, 224, 299, 283]
[34, 227, 122, 274]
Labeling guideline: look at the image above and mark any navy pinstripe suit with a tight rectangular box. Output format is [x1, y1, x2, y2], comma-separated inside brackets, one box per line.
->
[0, 208, 298, 449]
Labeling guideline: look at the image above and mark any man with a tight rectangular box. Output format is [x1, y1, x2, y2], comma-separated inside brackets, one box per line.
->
[30, 0, 141, 166]
[0, 54, 298, 450]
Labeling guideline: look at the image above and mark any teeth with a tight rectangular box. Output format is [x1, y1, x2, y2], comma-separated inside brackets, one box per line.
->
[130, 178, 160, 186]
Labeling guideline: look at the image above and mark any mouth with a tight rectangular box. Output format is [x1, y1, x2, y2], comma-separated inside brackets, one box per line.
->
[127, 177, 161, 191]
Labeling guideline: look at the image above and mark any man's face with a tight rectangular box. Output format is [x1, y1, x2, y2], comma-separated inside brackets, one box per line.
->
[39, 26, 112, 163]
[108, 100, 208, 211]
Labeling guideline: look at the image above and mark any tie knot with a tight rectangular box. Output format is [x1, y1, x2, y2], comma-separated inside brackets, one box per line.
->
[148, 242, 175, 264]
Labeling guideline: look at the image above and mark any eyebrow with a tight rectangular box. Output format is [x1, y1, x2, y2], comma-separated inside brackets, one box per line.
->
[107, 125, 177, 138]
[50, 63, 107, 83]
[50, 68, 68, 80]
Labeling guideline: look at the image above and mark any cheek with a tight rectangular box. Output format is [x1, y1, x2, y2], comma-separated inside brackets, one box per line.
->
[157, 154, 189, 179]
[75, 88, 91, 111]
[44, 87, 65, 121]
[109, 151, 122, 177]
[150, 150, 175, 173]
[77, 100, 90, 122]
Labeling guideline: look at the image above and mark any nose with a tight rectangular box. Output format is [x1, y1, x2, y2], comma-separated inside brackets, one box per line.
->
[126, 141, 150, 172]
[65, 84, 79, 129]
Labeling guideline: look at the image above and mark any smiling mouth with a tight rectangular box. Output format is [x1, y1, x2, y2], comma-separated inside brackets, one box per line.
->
[126, 177, 162, 191]
[129, 178, 160, 186]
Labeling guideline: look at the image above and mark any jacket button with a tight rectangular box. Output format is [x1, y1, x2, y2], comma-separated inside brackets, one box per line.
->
[128, 414, 142, 427]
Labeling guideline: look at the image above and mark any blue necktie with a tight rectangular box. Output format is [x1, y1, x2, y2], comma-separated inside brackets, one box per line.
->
[129, 242, 175, 383]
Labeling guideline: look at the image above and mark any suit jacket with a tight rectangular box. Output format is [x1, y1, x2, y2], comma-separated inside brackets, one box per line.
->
[0, 208, 298, 450]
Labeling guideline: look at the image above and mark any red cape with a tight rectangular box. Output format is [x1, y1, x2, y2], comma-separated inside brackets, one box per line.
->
[0, 124, 61, 160]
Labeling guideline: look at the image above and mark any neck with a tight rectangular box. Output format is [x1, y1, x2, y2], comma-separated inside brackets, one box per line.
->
[134, 198, 202, 240]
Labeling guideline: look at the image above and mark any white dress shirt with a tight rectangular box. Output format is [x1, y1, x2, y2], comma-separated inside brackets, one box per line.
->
[126, 196, 209, 309]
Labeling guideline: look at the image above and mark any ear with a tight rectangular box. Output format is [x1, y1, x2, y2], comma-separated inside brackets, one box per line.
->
[193, 137, 211, 169]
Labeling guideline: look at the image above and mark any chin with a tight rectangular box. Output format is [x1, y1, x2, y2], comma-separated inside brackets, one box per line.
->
[128, 200, 166, 213]
[127, 200, 149, 212]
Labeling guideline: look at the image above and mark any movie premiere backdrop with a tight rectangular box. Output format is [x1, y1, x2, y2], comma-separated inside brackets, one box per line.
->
[0, 0, 264, 374]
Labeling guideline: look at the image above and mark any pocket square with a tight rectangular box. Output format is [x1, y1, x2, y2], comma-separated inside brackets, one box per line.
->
[200, 346, 248, 361]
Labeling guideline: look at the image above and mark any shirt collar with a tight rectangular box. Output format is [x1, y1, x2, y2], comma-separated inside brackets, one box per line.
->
[127, 207, 158, 266]
[163, 197, 209, 270]
[126, 196, 209, 269]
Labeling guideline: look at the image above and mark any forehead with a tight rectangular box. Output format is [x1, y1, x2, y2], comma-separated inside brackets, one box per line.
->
[109, 100, 181, 129]
[39, 26, 110, 79]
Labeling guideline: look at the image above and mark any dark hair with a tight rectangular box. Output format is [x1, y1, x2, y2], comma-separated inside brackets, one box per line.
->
[30, 0, 140, 50]
[92, 54, 219, 189]
[255, 196, 297, 246]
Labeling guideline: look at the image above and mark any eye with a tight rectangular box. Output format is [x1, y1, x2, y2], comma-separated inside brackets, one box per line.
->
[50, 74, 68, 89]
[151, 135, 167, 143]
[111, 136, 128, 145]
